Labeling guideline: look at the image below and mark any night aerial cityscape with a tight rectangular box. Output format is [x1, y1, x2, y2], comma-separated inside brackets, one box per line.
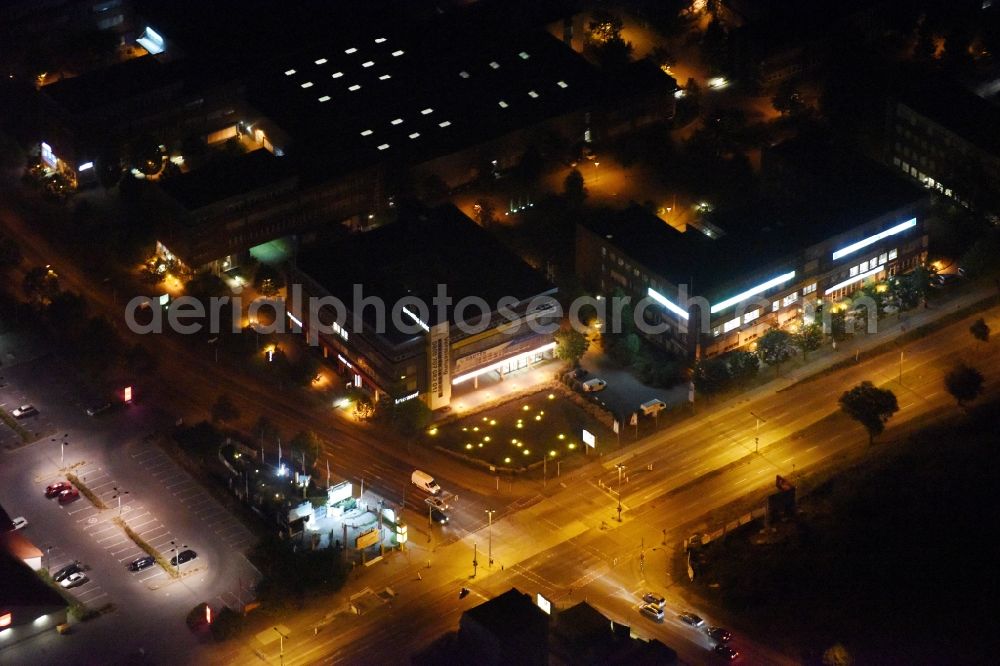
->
[1, 0, 999, 664]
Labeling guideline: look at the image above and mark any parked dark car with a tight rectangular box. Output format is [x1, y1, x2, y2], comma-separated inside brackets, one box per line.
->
[430, 508, 450, 525]
[170, 549, 197, 566]
[128, 556, 156, 572]
[53, 562, 83, 582]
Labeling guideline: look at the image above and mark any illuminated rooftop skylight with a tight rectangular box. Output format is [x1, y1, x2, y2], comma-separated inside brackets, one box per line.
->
[438, 120, 451, 128]
[348, 84, 361, 91]
[421, 108, 433, 115]
[377, 143, 390, 150]
[392, 50, 404, 57]
[318, 95, 331, 102]
[345, 47, 357, 54]
[315, 58, 327, 65]
[360, 129, 373, 136]
[498, 100, 509, 108]
[301, 81, 313, 88]
[390, 118, 403, 125]
[284, 69, 296, 76]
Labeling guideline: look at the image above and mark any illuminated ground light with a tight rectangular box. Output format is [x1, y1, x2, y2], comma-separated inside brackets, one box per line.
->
[516, 423, 523, 429]
[482, 417, 488, 422]
[465, 443, 473, 450]
[489, 419, 497, 426]
[504, 457, 511, 463]
[478, 443, 484, 448]
[549, 450, 557, 457]
[548, 393, 555, 399]
[522, 405, 531, 411]
[511, 438, 518, 444]
[539, 411, 544, 415]
[558, 434, 565, 440]
[473, 426, 479, 432]
[568, 443, 577, 449]
[462, 427, 468, 432]
[515, 442, 523, 448]
[534, 415, 542, 421]
[523, 449, 530, 455]
[483, 436, 491, 442]
[428, 427, 438, 435]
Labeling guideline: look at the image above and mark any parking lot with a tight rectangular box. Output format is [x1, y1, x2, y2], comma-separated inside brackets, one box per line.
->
[0, 353, 260, 663]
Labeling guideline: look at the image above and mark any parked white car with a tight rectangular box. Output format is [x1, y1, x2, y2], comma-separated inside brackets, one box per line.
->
[581, 378, 607, 392]
[11, 516, 27, 530]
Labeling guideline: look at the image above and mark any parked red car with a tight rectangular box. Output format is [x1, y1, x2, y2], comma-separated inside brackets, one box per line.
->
[57, 487, 80, 504]
[45, 481, 72, 498]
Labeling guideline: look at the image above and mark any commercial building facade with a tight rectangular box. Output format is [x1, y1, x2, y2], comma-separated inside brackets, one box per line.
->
[287, 204, 557, 409]
[577, 141, 929, 358]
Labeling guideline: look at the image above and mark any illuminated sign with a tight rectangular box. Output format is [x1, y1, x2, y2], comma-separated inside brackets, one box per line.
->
[710, 271, 796, 314]
[824, 265, 885, 295]
[78, 162, 94, 171]
[452, 342, 556, 385]
[205, 605, 212, 624]
[647, 287, 689, 320]
[123, 386, 133, 403]
[582, 429, 595, 448]
[40, 142, 56, 168]
[536, 594, 552, 615]
[394, 391, 419, 405]
[137, 26, 165, 55]
[402, 306, 430, 332]
[832, 218, 916, 261]
[0, 611, 11, 628]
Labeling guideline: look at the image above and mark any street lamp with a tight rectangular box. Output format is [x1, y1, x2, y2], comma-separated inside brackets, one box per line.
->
[485, 510, 495, 567]
[750, 410, 766, 454]
[112, 486, 130, 516]
[593, 161, 600, 183]
[615, 463, 626, 522]
[273, 626, 289, 666]
[52, 433, 69, 465]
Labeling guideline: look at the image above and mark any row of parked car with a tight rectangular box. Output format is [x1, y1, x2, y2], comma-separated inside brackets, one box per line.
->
[638, 592, 740, 660]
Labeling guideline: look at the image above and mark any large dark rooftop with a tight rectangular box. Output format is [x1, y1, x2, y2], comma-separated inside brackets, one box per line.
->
[893, 71, 1000, 158]
[41, 55, 181, 116]
[250, 28, 600, 176]
[0, 549, 66, 611]
[295, 204, 554, 342]
[158, 149, 294, 213]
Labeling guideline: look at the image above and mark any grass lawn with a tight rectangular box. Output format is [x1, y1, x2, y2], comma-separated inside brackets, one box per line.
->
[678, 397, 1000, 665]
[428, 390, 616, 470]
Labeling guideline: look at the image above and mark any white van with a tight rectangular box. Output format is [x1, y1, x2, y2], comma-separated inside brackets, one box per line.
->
[640, 399, 666, 416]
[411, 470, 441, 494]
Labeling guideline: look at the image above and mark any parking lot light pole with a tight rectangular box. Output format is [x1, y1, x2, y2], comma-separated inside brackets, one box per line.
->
[615, 464, 626, 522]
[485, 510, 495, 567]
[273, 626, 289, 666]
[113, 486, 129, 516]
[170, 540, 187, 575]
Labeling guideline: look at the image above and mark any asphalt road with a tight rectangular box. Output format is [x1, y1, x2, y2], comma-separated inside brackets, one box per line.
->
[203, 299, 1000, 666]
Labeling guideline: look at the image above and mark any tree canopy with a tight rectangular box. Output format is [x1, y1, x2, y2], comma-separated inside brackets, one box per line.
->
[554, 327, 589, 367]
[839, 381, 899, 445]
[944, 363, 984, 407]
[757, 329, 795, 375]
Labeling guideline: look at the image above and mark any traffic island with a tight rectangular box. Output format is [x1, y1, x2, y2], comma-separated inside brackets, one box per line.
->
[112, 516, 178, 578]
[66, 472, 108, 510]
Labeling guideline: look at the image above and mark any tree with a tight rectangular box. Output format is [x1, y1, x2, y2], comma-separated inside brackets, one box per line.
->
[693, 357, 731, 398]
[793, 323, 824, 361]
[772, 80, 805, 116]
[186, 271, 228, 300]
[554, 327, 589, 367]
[211, 394, 240, 425]
[563, 169, 587, 207]
[290, 430, 322, 462]
[0, 233, 22, 271]
[726, 350, 760, 385]
[906, 264, 937, 305]
[944, 363, 984, 407]
[651, 46, 676, 73]
[969, 318, 990, 344]
[128, 136, 164, 176]
[253, 263, 285, 297]
[23, 265, 61, 305]
[586, 10, 624, 44]
[757, 329, 794, 376]
[473, 199, 496, 227]
[838, 381, 899, 445]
